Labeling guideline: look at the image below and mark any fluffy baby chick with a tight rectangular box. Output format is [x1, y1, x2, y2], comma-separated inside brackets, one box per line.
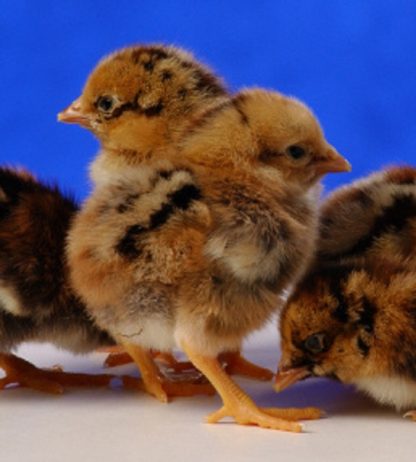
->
[66, 84, 350, 431]
[318, 165, 416, 267]
[59, 43, 273, 382]
[276, 259, 416, 420]
[0, 167, 116, 393]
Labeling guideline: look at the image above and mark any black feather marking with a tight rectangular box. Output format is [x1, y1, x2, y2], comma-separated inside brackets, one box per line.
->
[232, 95, 249, 124]
[334, 194, 416, 259]
[328, 268, 353, 323]
[170, 184, 202, 210]
[115, 224, 145, 259]
[192, 69, 226, 96]
[150, 203, 174, 229]
[359, 296, 376, 333]
[161, 70, 173, 81]
[143, 100, 164, 117]
[357, 336, 370, 356]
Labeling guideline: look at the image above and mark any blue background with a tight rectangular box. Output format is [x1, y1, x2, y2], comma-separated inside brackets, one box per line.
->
[1, 1, 415, 200]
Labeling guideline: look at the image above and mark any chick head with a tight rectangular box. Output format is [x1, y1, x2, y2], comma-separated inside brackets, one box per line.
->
[241, 90, 350, 185]
[275, 264, 385, 391]
[180, 89, 350, 187]
[58, 44, 227, 152]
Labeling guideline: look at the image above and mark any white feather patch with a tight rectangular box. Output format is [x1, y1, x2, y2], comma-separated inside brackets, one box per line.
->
[355, 375, 416, 410]
[0, 284, 23, 316]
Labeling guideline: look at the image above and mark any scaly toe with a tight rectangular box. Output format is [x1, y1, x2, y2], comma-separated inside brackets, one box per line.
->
[261, 406, 324, 421]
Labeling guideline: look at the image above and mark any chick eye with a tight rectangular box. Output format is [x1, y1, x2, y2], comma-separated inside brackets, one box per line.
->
[303, 333, 327, 354]
[96, 95, 116, 113]
[286, 145, 306, 160]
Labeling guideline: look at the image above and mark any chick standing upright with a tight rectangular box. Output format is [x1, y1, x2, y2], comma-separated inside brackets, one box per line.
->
[63, 46, 350, 432]
[276, 166, 416, 420]
[59, 44, 274, 384]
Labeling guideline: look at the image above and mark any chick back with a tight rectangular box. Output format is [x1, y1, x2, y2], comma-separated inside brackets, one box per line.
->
[318, 166, 416, 266]
[0, 167, 113, 352]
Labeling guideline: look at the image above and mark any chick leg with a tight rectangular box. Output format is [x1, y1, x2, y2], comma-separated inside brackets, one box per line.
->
[403, 410, 416, 421]
[120, 343, 215, 402]
[181, 342, 304, 432]
[103, 347, 195, 373]
[104, 346, 271, 380]
[0, 353, 117, 394]
[219, 351, 273, 381]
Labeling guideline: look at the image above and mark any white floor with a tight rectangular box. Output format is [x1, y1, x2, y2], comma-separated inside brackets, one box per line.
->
[0, 322, 413, 462]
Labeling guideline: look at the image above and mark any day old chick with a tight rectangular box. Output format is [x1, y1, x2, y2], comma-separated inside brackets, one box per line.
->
[59, 44, 274, 383]
[277, 259, 416, 420]
[276, 166, 416, 420]
[66, 83, 350, 431]
[318, 165, 416, 267]
[0, 167, 116, 393]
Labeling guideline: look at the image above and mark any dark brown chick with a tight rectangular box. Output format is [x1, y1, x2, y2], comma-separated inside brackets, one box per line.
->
[277, 259, 416, 420]
[317, 165, 416, 267]
[0, 167, 116, 393]
[67, 87, 350, 431]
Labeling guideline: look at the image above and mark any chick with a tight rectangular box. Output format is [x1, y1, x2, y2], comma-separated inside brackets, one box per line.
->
[66, 83, 350, 431]
[59, 43, 273, 382]
[317, 165, 416, 267]
[0, 166, 116, 393]
[276, 259, 416, 421]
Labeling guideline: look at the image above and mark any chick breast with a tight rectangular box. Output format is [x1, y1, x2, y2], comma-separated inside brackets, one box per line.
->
[69, 157, 318, 356]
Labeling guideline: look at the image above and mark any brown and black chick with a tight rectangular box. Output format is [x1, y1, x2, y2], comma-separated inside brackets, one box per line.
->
[317, 165, 416, 268]
[0, 166, 116, 393]
[59, 43, 274, 383]
[276, 258, 416, 421]
[65, 82, 350, 431]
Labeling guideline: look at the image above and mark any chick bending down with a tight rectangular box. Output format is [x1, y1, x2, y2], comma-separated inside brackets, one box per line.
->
[58, 44, 273, 387]
[0, 167, 117, 393]
[276, 166, 416, 420]
[67, 86, 349, 430]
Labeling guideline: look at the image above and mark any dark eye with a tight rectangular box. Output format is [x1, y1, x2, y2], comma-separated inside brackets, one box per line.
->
[303, 333, 327, 354]
[96, 95, 115, 113]
[286, 145, 306, 160]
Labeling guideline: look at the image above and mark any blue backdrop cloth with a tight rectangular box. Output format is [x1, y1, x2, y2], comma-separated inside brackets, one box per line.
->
[1, 0, 415, 199]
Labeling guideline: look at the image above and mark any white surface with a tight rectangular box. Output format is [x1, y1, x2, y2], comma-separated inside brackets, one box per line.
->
[0, 322, 413, 462]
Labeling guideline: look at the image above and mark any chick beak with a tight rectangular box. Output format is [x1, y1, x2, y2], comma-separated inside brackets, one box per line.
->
[315, 146, 351, 175]
[274, 366, 310, 392]
[57, 98, 92, 129]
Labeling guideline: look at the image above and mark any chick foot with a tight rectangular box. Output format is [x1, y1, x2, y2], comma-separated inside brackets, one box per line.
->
[403, 410, 416, 421]
[181, 342, 302, 432]
[0, 353, 115, 394]
[120, 343, 215, 402]
[219, 351, 273, 381]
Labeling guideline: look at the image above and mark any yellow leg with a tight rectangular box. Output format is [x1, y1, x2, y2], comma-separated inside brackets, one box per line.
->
[181, 342, 305, 432]
[120, 343, 216, 401]
[104, 348, 196, 373]
[121, 343, 168, 403]
[0, 353, 117, 394]
[219, 351, 273, 381]
[403, 410, 416, 421]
